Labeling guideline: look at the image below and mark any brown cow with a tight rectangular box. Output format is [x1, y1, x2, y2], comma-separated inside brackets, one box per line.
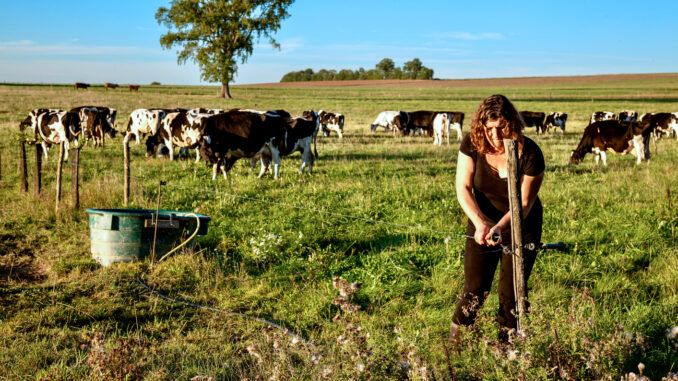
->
[129, 85, 140, 92]
[74, 82, 90, 90]
[104, 82, 119, 90]
[570, 120, 654, 166]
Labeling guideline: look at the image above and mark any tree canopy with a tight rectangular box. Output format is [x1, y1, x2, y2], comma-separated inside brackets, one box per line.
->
[280, 58, 435, 82]
[156, 0, 294, 98]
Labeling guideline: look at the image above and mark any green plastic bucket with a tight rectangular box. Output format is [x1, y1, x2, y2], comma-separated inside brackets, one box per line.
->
[85, 209, 211, 267]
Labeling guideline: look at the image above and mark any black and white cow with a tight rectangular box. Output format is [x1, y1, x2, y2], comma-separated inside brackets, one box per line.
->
[255, 111, 319, 177]
[437, 111, 464, 140]
[570, 119, 654, 166]
[20, 109, 81, 161]
[639, 112, 678, 139]
[370, 111, 408, 135]
[543, 112, 567, 133]
[519, 111, 546, 133]
[317, 110, 344, 138]
[618, 110, 638, 122]
[432, 113, 450, 145]
[125, 109, 166, 145]
[70, 106, 117, 147]
[198, 110, 287, 180]
[146, 111, 210, 161]
[590, 111, 616, 124]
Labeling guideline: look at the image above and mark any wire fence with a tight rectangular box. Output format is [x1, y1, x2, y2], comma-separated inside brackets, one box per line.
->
[0, 145, 674, 254]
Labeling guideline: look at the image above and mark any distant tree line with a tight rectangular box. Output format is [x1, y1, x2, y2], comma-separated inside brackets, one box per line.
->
[280, 58, 434, 82]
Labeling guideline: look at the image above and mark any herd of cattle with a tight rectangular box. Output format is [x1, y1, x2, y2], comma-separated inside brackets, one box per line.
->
[74, 82, 140, 91]
[371, 109, 678, 165]
[17, 105, 678, 180]
[18, 107, 345, 179]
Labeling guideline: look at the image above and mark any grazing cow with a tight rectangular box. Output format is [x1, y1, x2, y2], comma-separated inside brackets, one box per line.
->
[570, 120, 654, 166]
[198, 110, 287, 180]
[618, 110, 638, 122]
[543, 112, 568, 133]
[406, 111, 438, 136]
[20, 109, 81, 161]
[129, 85, 140, 92]
[519, 111, 546, 133]
[19, 109, 53, 135]
[639, 112, 678, 139]
[74, 82, 90, 90]
[590, 111, 616, 124]
[256, 111, 319, 177]
[70, 106, 118, 147]
[317, 110, 344, 138]
[104, 82, 119, 90]
[370, 111, 408, 134]
[125, 109, 166, 144]
[146, 111, 209, 161]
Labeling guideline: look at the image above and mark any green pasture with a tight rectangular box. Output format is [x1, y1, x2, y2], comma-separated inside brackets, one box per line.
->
[0, 77, 677, 380]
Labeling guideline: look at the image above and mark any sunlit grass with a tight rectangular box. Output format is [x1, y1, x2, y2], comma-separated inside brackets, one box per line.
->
[1, 78, 677, 379]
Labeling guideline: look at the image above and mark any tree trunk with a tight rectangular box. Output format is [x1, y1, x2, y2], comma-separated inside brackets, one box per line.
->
[219, 82, 232, 99]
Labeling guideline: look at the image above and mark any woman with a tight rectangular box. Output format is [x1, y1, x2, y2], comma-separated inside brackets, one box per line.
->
[450, 94, 545, 345]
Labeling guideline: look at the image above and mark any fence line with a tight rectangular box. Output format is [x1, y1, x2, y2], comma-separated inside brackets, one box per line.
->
[1, 148, 673, 251]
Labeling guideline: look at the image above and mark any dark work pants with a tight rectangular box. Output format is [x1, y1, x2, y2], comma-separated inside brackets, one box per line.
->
[451, 231, 539, 333]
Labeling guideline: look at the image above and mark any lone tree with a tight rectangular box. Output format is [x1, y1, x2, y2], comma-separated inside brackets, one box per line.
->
[156, 0, 294, 98]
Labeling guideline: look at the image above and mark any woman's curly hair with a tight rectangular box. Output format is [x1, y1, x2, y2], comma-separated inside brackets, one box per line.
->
[469, 94, 525, 155]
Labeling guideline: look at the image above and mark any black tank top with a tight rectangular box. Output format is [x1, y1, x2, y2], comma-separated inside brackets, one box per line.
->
[460, 134, 545, 237]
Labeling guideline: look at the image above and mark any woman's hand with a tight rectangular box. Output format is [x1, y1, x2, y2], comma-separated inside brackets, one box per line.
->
[473, 223, 490, 245]
[485, 226, 502, 246]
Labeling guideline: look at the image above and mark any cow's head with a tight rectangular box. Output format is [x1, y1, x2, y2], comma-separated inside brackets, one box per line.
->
[19, 115, 32, 132]
[569, 150, 584, 165]
[145, 135, 162, 157]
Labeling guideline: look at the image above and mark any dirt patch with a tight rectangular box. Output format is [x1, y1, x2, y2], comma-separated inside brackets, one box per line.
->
[238, 73, 678, 89]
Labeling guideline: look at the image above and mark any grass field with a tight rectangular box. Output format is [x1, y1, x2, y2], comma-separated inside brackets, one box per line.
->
[1, 74, 677, 380]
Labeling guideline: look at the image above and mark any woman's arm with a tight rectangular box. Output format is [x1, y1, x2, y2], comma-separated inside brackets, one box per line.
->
[486, 172, 544, 245]
[456, 151, 490, 245]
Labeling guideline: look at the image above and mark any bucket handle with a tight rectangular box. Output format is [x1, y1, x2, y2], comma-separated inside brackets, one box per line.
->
[154, 213, 201, 265]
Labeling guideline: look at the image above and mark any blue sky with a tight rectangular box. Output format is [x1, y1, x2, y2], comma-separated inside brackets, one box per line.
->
[0, 0, 675, 85]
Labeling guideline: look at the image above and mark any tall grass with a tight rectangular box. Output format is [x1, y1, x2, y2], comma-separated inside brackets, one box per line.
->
[0, 77, 677, 380]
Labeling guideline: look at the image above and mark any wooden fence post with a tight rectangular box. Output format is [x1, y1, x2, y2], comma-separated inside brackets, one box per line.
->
[20, 142, 28, 193]
[72, 147, 80, 208]
[504, 139, 526, 333]
[34, 144, 43, 198]
[0, 150, 3, 186]
[55, 142, 65, 213]
[123, 140, 130, 206]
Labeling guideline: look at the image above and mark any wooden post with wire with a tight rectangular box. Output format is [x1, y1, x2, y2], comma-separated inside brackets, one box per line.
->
[123, 140, 130, 206]
[34, 144, 43, 198]
[71, 147, 80, 208]
[55, 142, 65, 213]
[504, 139, 526, 333]
[20, 142, 28, 193]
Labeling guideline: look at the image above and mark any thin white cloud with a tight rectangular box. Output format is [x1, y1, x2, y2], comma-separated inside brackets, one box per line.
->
[0, 40, 167, 58]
